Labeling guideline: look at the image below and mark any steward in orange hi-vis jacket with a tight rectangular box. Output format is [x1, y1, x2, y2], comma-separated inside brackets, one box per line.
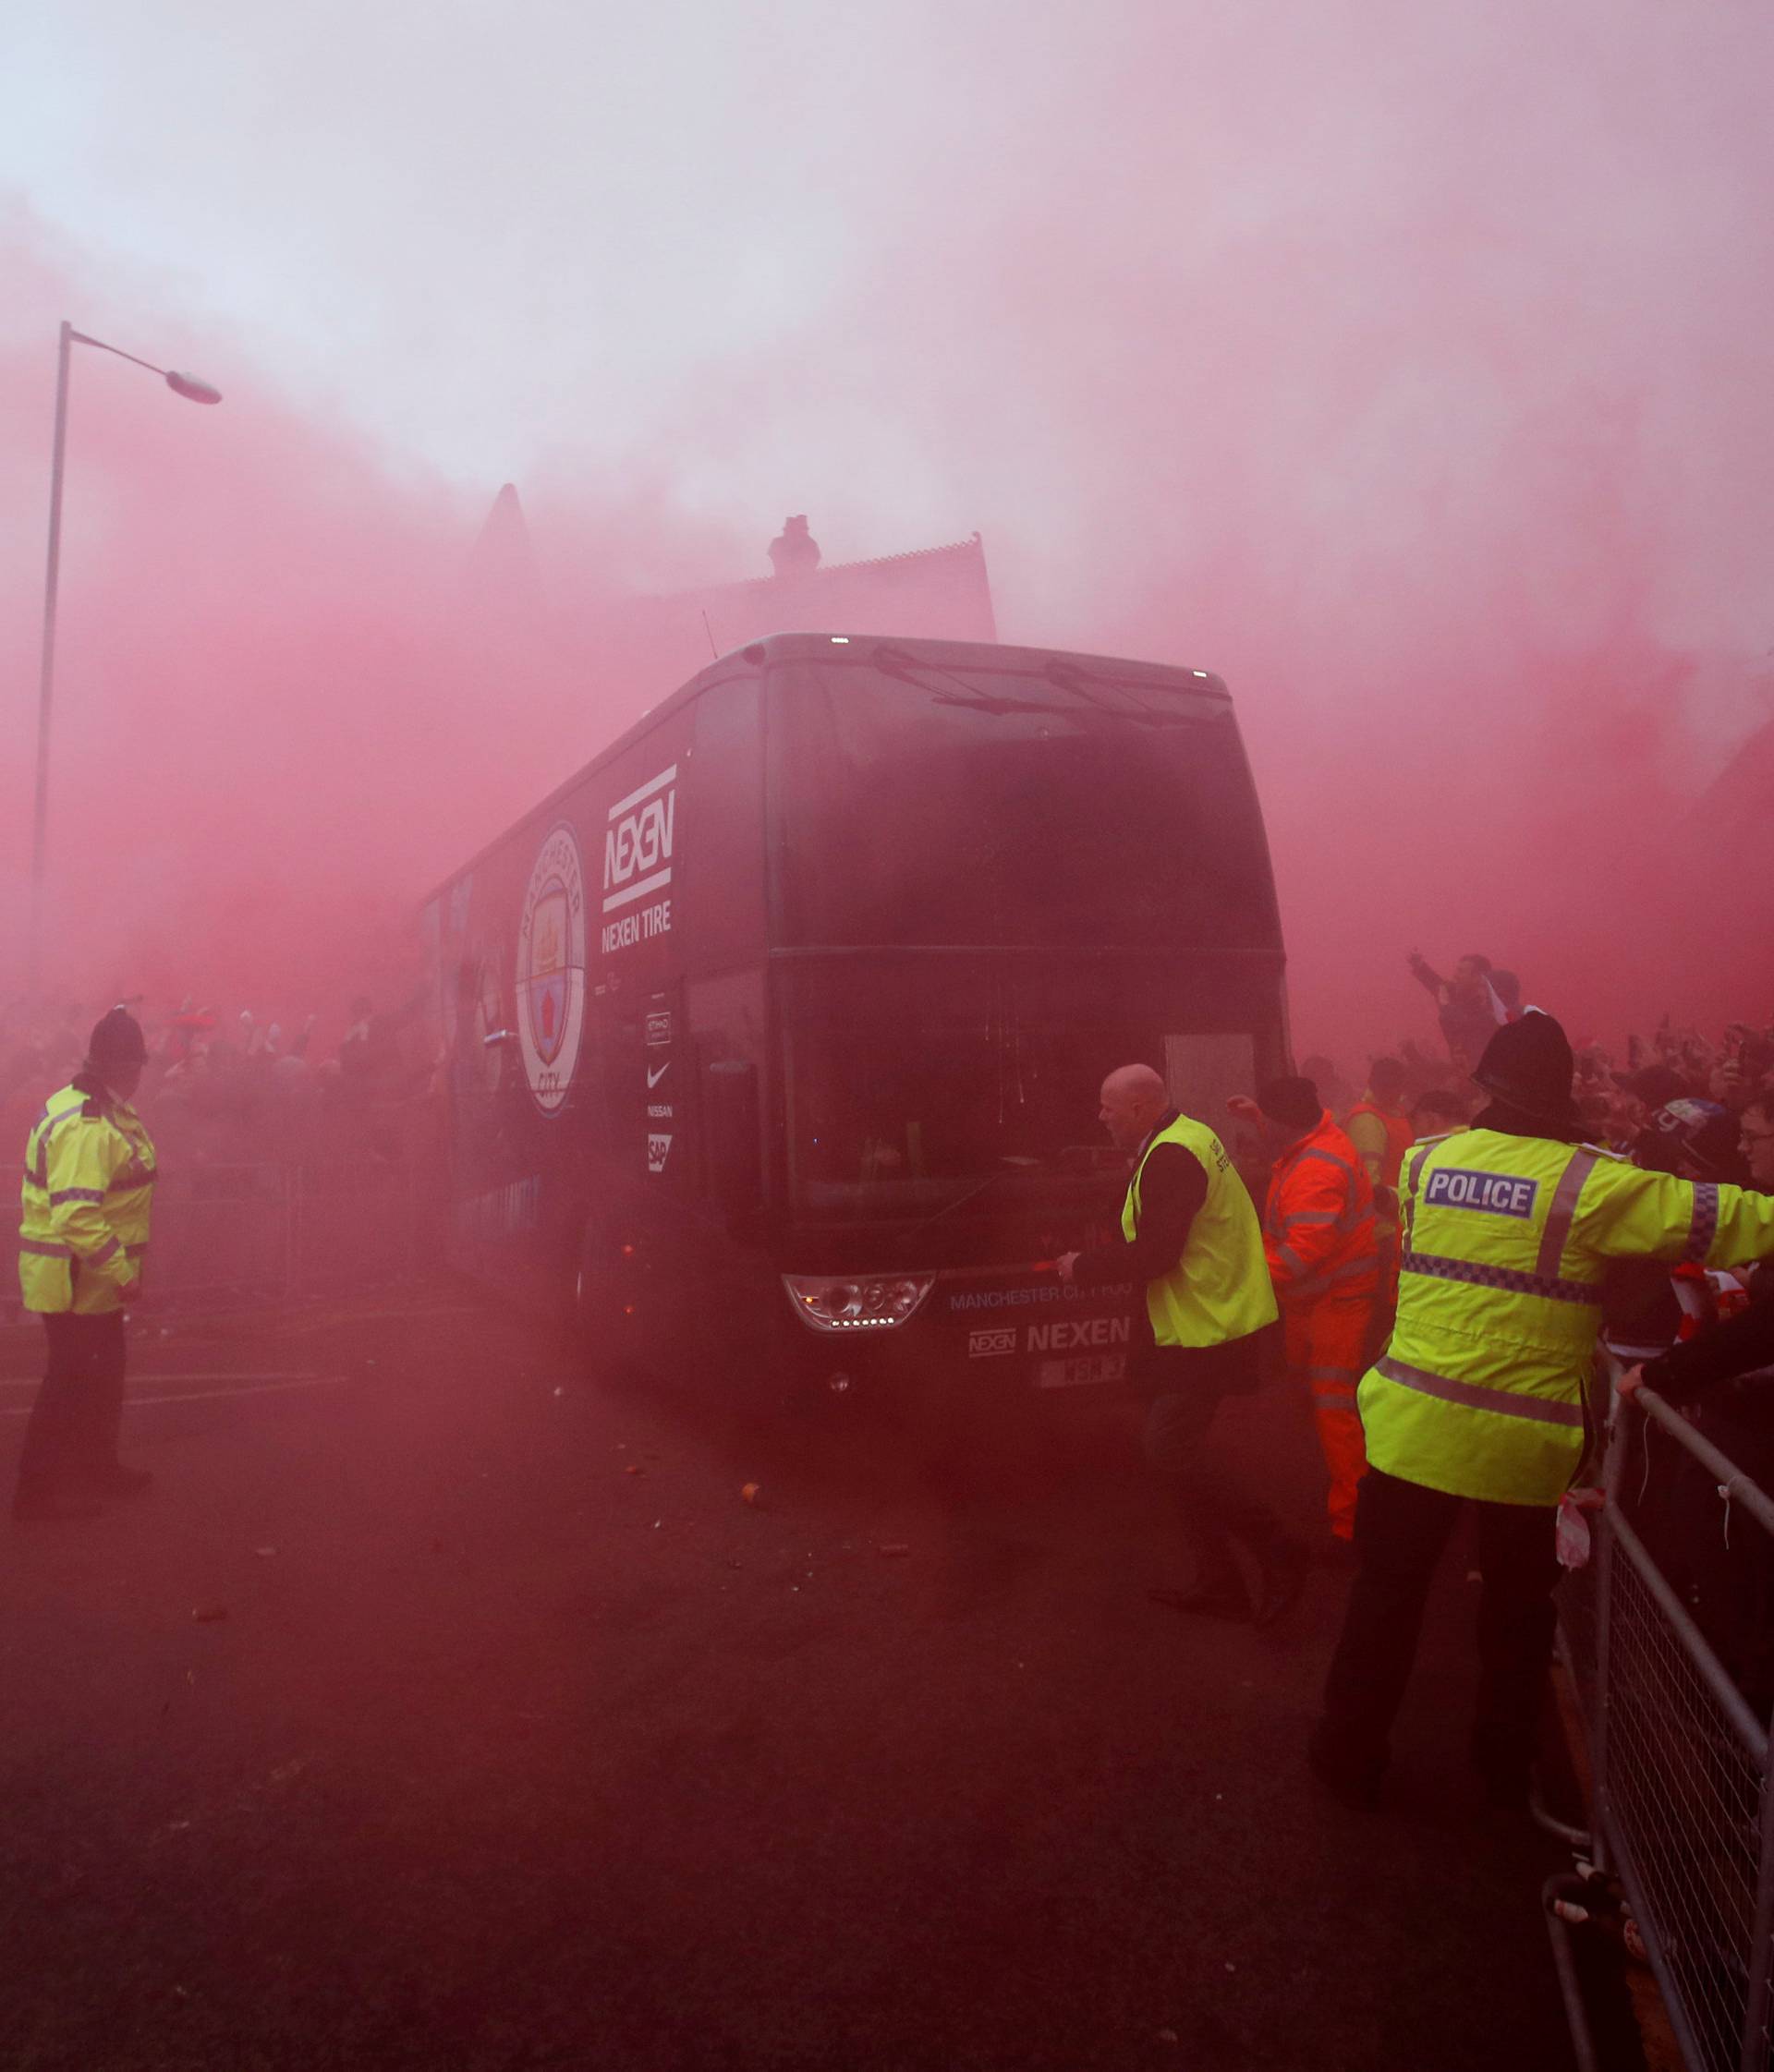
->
[1249, 1075, 1380, 1545]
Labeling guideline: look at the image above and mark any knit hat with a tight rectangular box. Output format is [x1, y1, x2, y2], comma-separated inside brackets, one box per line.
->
[88, 1005, 149, 1069]
[1650, 1098, 1746, 1182]
[1610, 1062, 1690, 1109]
[1256, 1074, 1323, 1133]
[1472, 1012, 1579, 1128]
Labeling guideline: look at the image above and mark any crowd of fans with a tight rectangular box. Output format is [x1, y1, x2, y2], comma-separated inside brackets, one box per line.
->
[0, 991, 435, 1169]
[1303, 951, 1774, 1178]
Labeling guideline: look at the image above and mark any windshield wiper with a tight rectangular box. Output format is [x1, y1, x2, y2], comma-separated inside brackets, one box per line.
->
[872, 642, 1197, 730]
[874, 646, 1083, 726]
[903, 1159, 1101, 1236]
[1043, 659, 1207, 729]
[905, 1167, 1028, 1236]
[930, 689, 1067, 719]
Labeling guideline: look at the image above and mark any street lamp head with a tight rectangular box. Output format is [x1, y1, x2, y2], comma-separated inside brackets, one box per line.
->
[164, 370, 222, 405]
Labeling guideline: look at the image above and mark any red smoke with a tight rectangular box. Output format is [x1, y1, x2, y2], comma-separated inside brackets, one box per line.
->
[0, 213, 699, 1028]
[647, 3, 1774, 1052]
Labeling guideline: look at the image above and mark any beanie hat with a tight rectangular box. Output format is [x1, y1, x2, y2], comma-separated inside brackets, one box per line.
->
[1472, 1011, 1578, 1128]
[1651, 1098, 1747, 1182]
[88, 1006, 149, 1070]
[1367, 1056, 1407, 1101]
[1611, 1062, 1690, 1109]
[1256, 1074, 1323, 1133]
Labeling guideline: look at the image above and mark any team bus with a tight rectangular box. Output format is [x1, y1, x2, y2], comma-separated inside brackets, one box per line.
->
[421, 633, 1288, 1401]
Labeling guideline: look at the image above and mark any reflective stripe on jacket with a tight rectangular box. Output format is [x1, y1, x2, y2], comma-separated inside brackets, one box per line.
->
[1363, 1127, 1774, 1505]
[1263, 1112, 1379, 1307]
[18, 1082, 158, 1315]
[1123, 1114, 1278, 1349]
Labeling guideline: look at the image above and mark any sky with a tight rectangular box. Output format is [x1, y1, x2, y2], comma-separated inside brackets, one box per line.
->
[3, 0, 1772, 1051]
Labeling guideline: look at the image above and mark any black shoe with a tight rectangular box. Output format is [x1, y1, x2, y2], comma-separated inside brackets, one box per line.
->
[1148, 1583, 1254, 1624]
[11, 1486, 105, 1523]
[81, 1464, 153, 1500]
[1253, 1545, 1309, 1628]
[1307, 1727, 1383, 1810]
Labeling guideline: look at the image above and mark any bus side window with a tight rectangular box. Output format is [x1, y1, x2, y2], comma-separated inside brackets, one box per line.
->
[685, 679, 764, 963]
[598, 999, 640, 1155]
[687, 970, 767, 1218]
[705, 1060, 761, 1222]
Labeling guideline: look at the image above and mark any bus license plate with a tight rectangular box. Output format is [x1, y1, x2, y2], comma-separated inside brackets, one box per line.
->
[1037, 1352, 1126, 1390]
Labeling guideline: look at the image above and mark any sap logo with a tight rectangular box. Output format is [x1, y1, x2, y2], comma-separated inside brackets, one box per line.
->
[1027, 1316, 1131, 1353]
[603, 767, 677, 915]
[647, 1133, 673, 1176]
[968, 1328, 1017, 1358]
[1423, 1167, 1539, 1218]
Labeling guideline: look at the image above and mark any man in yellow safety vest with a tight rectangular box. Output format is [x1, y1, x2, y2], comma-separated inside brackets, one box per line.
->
[13, 1007, 159, 1522]
[1060, 1063, 1304, 1626]
[1308, 1012, 1774, 1807]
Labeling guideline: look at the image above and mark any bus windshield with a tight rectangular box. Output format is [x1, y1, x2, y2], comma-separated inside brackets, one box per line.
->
[783, 961, 1270, 1223]
[768, 651, 1280, 951]
[789, 1012, 1131, 1222]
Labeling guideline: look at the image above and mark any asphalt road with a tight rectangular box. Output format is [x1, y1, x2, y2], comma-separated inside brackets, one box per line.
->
[0, 1285, 1576, 2072]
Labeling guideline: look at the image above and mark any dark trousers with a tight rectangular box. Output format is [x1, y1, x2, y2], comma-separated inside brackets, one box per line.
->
[16, 1312, 128, 1497]
[1317, 1467, 1560, 1782]
[1138, 1332, 1295, 1592]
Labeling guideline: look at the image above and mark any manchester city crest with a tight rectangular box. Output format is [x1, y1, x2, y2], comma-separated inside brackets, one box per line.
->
[516, 823, 586, 1116]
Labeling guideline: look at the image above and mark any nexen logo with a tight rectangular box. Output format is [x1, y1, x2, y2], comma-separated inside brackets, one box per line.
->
[603, 767, 677, 915]
[1424, 1167, 1539, 1219]
[1027, 1317, 1131, 1352]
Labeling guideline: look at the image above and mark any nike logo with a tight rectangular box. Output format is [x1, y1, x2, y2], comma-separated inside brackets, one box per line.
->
[646, 1061, 672, 1088]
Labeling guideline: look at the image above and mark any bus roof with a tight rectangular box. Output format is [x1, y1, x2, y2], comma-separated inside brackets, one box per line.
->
[735, 632, 1229, 699]
[423, 633, 1233, 903]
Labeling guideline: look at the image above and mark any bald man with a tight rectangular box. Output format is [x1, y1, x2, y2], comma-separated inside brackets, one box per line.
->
[1060, 1065, 1305, 1625]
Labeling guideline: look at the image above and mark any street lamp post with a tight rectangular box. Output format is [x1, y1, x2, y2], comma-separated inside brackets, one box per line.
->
[29, 320, 222, 988]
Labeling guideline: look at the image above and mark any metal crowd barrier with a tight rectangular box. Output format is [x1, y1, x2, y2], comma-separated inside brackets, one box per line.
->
[0, 1162, 421, 1309]
[1557, 1371, 1774, 2072]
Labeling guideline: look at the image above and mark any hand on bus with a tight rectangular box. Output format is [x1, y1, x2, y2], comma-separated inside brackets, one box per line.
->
[1055, 1251, 1080, 1284]
[1226, 1095, 1260, 1123]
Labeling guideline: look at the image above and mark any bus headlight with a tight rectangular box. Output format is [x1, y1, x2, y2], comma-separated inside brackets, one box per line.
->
[782, 1273, 936, 1333]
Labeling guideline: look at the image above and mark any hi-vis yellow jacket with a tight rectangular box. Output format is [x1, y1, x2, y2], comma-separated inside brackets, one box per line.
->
[18, 1081, 158, 1315]
[1363, 1127, 1774, 1505]
[1124, 1114, 1279, 1349]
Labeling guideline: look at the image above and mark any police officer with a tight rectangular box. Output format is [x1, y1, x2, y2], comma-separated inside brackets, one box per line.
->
[1059, 1063, 1304, 1625]
[1308, 1012, 1774, 1806]
[13, 1007, 158, 1522]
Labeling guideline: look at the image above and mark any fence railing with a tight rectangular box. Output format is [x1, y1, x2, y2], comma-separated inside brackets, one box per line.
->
[1558, 1367, 1774, 2072]
[1, 1163, 421, 1310]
